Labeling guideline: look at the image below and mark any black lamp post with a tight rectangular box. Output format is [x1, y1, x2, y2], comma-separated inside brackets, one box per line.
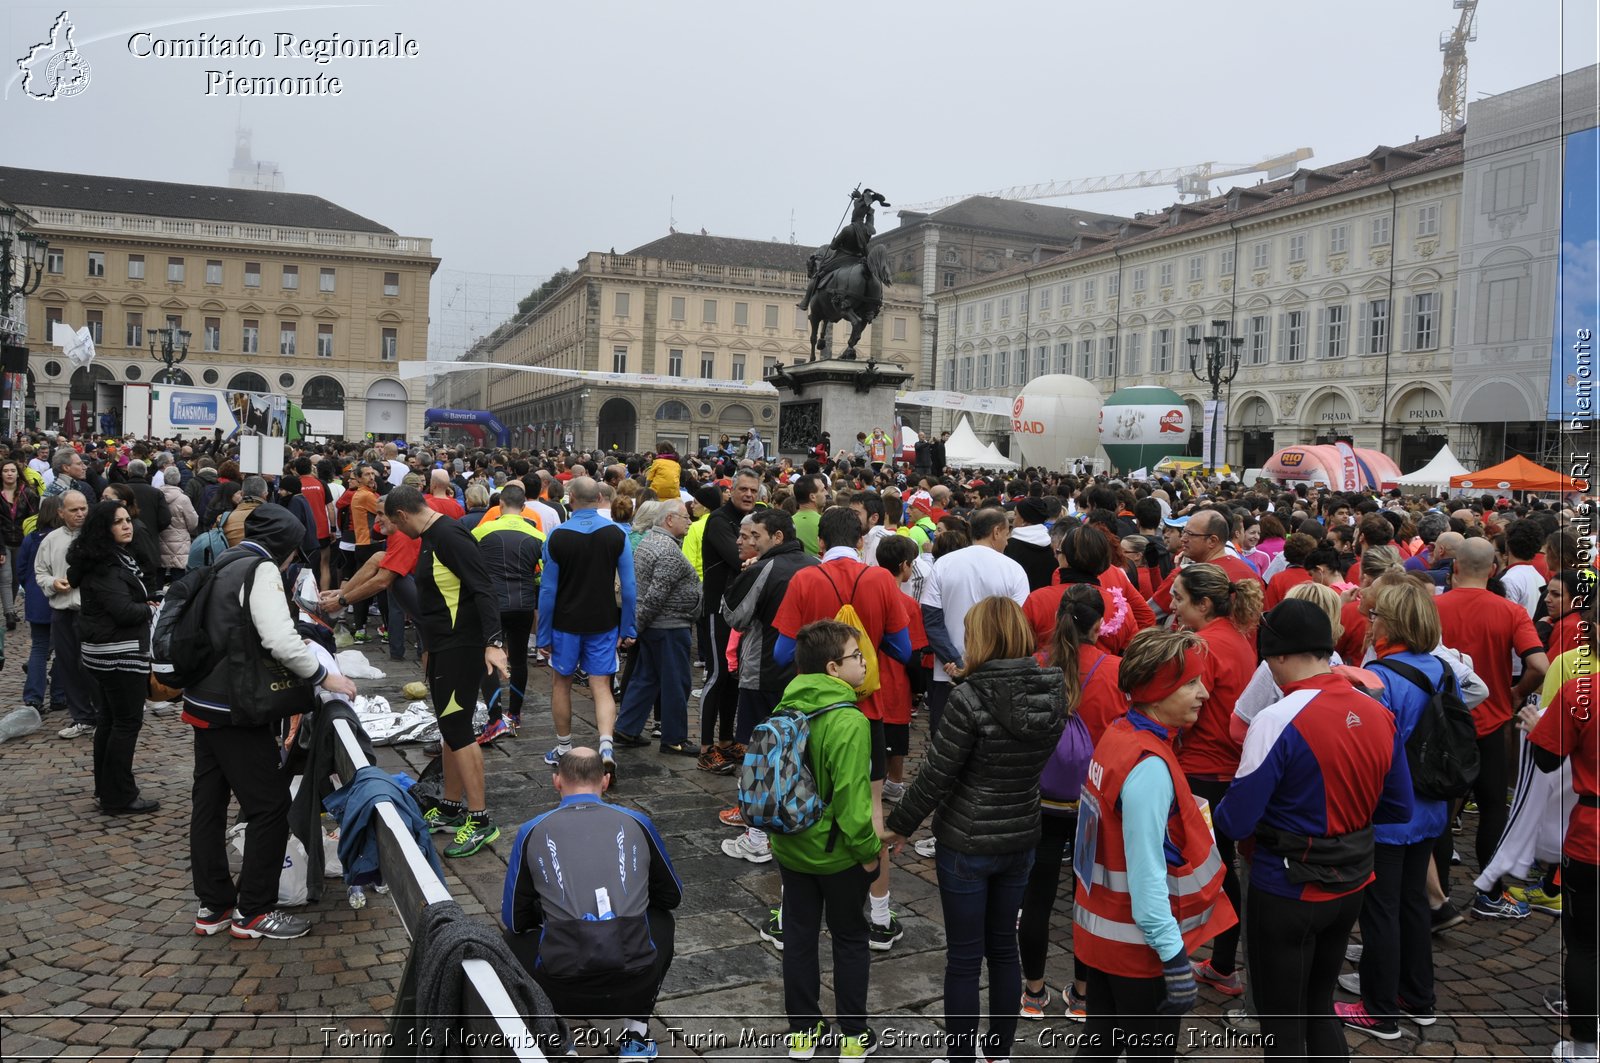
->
[1186, 318, 1244, 475]
[0, 207, 48, 439]
[149, 323, 191, 381]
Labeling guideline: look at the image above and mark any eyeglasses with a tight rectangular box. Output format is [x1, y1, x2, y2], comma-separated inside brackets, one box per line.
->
[836, 649, 866, 665]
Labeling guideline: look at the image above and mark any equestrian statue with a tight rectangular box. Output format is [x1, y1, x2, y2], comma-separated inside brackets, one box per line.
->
[799, 187, 894, 361]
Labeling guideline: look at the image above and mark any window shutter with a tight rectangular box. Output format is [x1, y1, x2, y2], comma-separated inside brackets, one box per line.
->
[1356, 301, 1370, 355]
[1401, 295, 1414, 353]
[1277, 313, 1287, 362]
[1315, 308, 1326, 359]
[1525, 159, 1541, 207]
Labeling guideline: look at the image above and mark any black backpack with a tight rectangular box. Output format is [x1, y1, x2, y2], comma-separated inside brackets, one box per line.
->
[1370, 655, 1480, 801]
[151, 553, 250, 689]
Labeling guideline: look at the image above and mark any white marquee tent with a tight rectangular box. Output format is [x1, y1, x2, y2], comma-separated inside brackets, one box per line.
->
[981, 442, 1020, 470]
[943, 416, 1017, 470]
[1397, 444, 1471, 489]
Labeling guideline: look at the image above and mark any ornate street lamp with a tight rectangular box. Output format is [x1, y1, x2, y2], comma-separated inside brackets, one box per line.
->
[0, 206, 48, 336]
[1186, 319, 1244, 475]
[149, 323, 192, 380]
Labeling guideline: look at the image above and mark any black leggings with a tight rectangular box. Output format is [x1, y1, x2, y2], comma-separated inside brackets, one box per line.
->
[699, 613, 737, 747]
[481, 611, 534, 718]
[1074, 965, 1177, 1062]
[429, 647, 484, 751]
[1019, 812, 1084, 986]
[1187, 777, 1242, 974]
[1566, 856, 1599, 1045]
[1434, 723, 1510, 893]
[1247, 887, 1364, 1062]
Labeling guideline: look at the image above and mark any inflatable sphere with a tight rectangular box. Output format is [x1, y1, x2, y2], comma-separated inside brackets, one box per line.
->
[1010, 375, 1104, 472]
[1099, 387, 1190, 472]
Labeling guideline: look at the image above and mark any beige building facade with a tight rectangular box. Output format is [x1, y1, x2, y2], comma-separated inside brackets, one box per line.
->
[450, 232, 920, 455]
[1, 166, 437, 440]
[932, 131, 1465, 474]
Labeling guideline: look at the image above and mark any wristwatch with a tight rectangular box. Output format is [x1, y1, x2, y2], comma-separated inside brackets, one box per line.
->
[337, 594, 348, 607]
[488, 637, 506, 650]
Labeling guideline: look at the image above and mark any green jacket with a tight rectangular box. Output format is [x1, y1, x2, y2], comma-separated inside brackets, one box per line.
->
[766, 672, 881, 874]
[682, 513, 708, 579]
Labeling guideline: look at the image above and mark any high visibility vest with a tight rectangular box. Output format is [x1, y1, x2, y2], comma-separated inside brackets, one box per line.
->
[1072, 715, 1236, 978]
[869, 437, 889, 463]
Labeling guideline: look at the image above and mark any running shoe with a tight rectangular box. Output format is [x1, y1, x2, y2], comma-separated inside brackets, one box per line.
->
[839, 1029, 877, 1059]
[444, 815, 500, 859]
[1397, 997, 1436, 1026]
[650, 722, 661, 738]
[718, 806, 746, 827]
[867, 912, 903, 951]
[713, 744, 744, 776]
[913, 837, 938, 858]
[659, 742, 698, 757]
[1337, 972, 1361, 995]
[475, 717, 512, 746]
[1507, 883, 1563, 914]
[230, 909, 312, 940]
[1334, 1000, 1402, 1041]
[1545, 990, 1569, 1018]
[696, 746, 728, 773]
[760, 907, 784, 950]
[1470, 890, 1530, 920]
[57, 721, 93, 739]
[544, 745, 569, 767]
[1019, 988, 1050, 1021]
[194, 906, 234, 936]
[1553, 1041, 1599, 1063]
[613, 730, 650, 748]
[881, 779, 905, 802]
[617, 1031, 658, 1059]
[423, 806, 468, 835]
[1462, 799, 1479, 814]
[720, 829, 772, 863]
[352, 630, 369, 644]
[1345, 942, 1364, 963]
[507, 714, 521, 736]
[1192, 959, 1243, 996]
[786, 1021, 824, 1061]
[1431, 900, 1465, 933]
[1221, 1007, 1258, 1034]
[1062, 984, 1088, 1022]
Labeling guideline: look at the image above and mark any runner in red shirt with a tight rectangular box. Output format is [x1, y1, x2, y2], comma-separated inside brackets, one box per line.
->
[1547, 571, 1590, 658]
[1169, 561, 1263, 995]
[1435, 538, 1549, 889]
[1151, 509, 1263, 618]
[1263, 533, 1318, 610]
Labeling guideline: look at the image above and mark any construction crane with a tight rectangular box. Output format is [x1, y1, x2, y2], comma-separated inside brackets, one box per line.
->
[897, 148, 1315, 214]
[1438, 0, 1479, 132]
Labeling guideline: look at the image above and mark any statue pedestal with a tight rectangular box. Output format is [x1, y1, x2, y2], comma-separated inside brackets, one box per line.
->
[771, 357, 912, 457]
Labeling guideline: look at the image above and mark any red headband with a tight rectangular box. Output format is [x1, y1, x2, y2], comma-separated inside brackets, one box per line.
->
[1127, 646, 1206, 705]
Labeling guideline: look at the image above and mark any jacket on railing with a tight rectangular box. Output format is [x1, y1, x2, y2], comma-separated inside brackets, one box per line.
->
[322, 764, 445, 887]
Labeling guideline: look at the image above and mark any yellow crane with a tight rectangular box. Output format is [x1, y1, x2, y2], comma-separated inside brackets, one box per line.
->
[897, 148, 1315, 214]
[1439, 0, 1479, 132]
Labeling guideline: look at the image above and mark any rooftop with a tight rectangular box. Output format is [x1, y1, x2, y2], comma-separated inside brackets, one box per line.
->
[892, 194, 1126, 240]
[625, 231, 813, 272]
[0, 165, 394, 234]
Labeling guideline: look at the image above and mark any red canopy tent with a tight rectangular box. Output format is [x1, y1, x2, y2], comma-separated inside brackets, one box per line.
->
[1450, 454, 1588, 493]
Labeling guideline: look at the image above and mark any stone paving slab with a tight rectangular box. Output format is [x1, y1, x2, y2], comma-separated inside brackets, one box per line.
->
[0, 640, 1574, 1059]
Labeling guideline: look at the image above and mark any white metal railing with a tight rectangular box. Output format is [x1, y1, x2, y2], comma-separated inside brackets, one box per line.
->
[24, 208, 433, 257]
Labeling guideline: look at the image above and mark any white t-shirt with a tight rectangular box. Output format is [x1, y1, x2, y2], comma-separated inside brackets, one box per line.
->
[30, 458, 53, 488]
[862, 525, 893, 566]
[1500, 563, 1545, 620]
[529, 498, 562, 532]
[386, 458, 408, 487]
[920, 544, 1030, 683]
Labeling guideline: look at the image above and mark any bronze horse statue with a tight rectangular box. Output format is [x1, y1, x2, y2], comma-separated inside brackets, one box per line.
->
[803, 242, 892, 362]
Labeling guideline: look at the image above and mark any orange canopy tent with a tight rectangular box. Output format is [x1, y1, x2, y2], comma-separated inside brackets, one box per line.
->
[1450, 454, 1588, 493]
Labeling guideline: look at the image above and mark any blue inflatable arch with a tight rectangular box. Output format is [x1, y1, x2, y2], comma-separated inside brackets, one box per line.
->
[424, 408, 509, 446]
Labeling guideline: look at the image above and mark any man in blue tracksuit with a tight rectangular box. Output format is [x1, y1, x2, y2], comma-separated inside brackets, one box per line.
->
[536, 477, 636, 776]
[501, 748, 681, 1059]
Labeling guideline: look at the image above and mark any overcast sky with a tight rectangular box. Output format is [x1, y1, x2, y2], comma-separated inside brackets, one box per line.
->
[4, 0, 1595, 354]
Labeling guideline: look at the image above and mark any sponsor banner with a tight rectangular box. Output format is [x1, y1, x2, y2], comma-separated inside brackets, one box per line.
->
[896, 389, 1013, 416]
[398, 358, 778, 396]
[150, 385, 296, 439]
[1334, 440, 1361, 492]
[1201, 399, 1226, 469]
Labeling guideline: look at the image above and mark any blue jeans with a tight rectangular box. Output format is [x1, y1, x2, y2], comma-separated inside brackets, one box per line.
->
[935, 845, 1035, 1063]
[24, 620, 59, 707]
[616, 626, 691, 746]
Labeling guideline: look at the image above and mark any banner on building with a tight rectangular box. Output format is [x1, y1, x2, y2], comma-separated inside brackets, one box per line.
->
[1201, 399, 1227, 469]
[398, 359, 779, 396]
[895, 389, 1013, 416]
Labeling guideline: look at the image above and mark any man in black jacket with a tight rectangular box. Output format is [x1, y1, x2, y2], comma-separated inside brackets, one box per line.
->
[696, 468, 759, 773]
[1004, 497, 1056, 591]
[124, 459, 171, 539]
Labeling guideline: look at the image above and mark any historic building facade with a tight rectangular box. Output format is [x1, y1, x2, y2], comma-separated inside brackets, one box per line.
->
[931, 131, 1466, 474]
[449, 232, 920, 454]
[2, 166, 437, 440]
[1452, 64, 1597, 468]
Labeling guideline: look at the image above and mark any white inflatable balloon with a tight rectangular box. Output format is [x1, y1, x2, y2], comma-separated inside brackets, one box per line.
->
[1010, 375, 1104, 472]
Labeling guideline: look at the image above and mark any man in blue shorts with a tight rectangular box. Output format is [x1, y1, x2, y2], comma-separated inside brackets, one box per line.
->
[537, 476, 636, 778]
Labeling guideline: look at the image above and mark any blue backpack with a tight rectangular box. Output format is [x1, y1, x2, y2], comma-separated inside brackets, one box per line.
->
[188, 514, 229, 570]
[735, 701, 855, 834]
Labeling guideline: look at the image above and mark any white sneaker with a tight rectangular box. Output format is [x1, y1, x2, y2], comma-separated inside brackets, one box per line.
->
[913, 837, 938, 858]
[881, 780, 905, 802]
[57, 721, 93, 739]
[1345, 942, 1363, 963]
[1337, 972, 1361, 995]
[1554, 1041, 1599, 1063]
[720, 829, 772, 863]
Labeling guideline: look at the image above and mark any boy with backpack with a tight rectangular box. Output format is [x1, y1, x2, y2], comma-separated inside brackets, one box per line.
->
[760, 619, 882, 1061]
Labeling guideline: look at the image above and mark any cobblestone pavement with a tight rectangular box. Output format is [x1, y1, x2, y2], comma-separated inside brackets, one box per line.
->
[0, 633, 1573, 1060]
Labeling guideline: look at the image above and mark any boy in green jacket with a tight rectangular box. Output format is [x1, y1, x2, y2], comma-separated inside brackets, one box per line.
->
[767, 619, 882, 1061]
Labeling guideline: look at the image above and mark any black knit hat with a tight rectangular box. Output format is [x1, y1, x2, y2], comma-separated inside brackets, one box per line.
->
[1257, 599, 1335, 658]
[1015, 497, 1049, 525]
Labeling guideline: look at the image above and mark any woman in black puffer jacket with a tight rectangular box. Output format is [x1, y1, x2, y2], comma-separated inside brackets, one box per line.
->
[67, 500, 158, 814]
[884, 595, 1065, 1063]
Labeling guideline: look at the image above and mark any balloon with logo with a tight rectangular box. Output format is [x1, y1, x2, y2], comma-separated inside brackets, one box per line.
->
[1099, 386, 1190, 473]
[1010, 375, 1103, 473]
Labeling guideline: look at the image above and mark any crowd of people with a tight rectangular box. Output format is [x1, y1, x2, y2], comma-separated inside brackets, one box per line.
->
[13, 425, 1597, 1061]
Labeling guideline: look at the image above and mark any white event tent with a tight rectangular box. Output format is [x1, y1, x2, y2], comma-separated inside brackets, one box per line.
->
[1397, 444, 1471, 489]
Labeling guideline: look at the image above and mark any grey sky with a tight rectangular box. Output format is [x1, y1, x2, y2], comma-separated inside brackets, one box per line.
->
[4, 0, 1595, 354]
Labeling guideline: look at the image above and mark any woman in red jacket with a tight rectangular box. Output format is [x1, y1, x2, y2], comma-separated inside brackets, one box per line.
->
[1168, 562, 1263, 997]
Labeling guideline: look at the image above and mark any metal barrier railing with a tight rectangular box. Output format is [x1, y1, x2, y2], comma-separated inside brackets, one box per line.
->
[330, 717, 545, 1061]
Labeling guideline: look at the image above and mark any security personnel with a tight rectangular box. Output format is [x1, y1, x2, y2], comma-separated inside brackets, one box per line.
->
[1073, 629, 1236, 1063]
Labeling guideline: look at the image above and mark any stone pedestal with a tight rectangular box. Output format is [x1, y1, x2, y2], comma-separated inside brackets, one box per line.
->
[770, 357, 913, 457]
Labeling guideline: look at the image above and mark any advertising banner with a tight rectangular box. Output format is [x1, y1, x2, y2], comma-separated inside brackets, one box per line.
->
[1201, 399, 1226, 469]
[149, 385, 301, 440]
[1334, 440, 1361, 491]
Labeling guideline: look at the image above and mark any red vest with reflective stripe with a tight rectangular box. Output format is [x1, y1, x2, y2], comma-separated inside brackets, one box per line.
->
[1073, 715, 1237, 978]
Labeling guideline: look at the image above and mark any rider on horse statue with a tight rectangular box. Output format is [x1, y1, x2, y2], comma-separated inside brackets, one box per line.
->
[797, 188, 891, 310]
